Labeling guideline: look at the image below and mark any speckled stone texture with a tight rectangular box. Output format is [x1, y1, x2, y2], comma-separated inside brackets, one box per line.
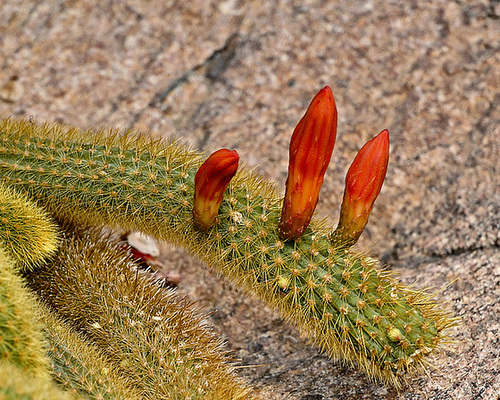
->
[1, 1, 498, 399]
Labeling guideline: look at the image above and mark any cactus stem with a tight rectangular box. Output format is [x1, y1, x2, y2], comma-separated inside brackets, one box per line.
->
[0, 117, 457, 388]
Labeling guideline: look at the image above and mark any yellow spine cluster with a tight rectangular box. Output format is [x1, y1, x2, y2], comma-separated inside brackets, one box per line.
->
[0, 361, 71, 400]
[0, 247, 49, 377]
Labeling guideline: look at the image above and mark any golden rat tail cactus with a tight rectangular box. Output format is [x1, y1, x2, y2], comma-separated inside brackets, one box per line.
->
[41, 304, 144, 400]
[0, 361, 71, 400]
[26, 226, 254, 400]
[0, 183, 58, 271]
[0, 247, 50, 377]
[0, 86, 456, 388]
[0, 166, 253, 398]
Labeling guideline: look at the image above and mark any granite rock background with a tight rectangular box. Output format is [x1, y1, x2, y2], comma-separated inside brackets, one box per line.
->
[1, 1, 498, 399]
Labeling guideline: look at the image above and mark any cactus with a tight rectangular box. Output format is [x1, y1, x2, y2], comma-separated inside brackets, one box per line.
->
[0, 246, 50, 378]
[0, 165, 252, 399]
[0, 360, 71, 400]
[0, 103, 455, 388]
[0, 178, 250, 398]
[0, 182, 59, 271]
[41, 304, 144, 400]
[26, 226, 255, 400]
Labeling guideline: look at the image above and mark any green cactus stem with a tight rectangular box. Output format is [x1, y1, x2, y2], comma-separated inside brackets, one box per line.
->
[0, 246, 50, 378]
[0, 183, 59, 271]
[41, 304, 143, 400]
[1, 118, 456, 387]
[26, 225, 255, 400]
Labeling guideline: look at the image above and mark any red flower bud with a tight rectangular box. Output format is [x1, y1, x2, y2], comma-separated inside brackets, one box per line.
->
[193, 149, 239, 230]
[334, 129, 389, 244]
[278, 86, 338, 240]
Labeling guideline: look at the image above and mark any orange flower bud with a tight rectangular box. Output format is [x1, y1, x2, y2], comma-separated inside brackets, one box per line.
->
[278, 86, 338, 240]
[334, 129, 389, 244]
[193, 149, 239, 230]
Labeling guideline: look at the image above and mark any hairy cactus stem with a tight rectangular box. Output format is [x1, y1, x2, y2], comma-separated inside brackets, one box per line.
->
[0, 117, 456, 388]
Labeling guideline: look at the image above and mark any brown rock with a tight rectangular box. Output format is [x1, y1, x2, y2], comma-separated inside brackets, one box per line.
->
[1, 1, 498, 398]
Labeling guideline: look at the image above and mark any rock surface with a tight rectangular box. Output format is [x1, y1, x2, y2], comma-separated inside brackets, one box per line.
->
[1, 1, 498, 399]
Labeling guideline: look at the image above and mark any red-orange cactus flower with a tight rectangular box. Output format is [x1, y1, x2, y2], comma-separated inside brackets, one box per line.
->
[193, 149, 239, 230]
[278, 86, 338, 240]
[333, 129, 389, 244]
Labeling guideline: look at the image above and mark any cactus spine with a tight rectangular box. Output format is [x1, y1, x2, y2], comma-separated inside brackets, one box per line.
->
[0, 117, 455, 387]
[0, 178, 252, 398]
[26, 226, 255, 400]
